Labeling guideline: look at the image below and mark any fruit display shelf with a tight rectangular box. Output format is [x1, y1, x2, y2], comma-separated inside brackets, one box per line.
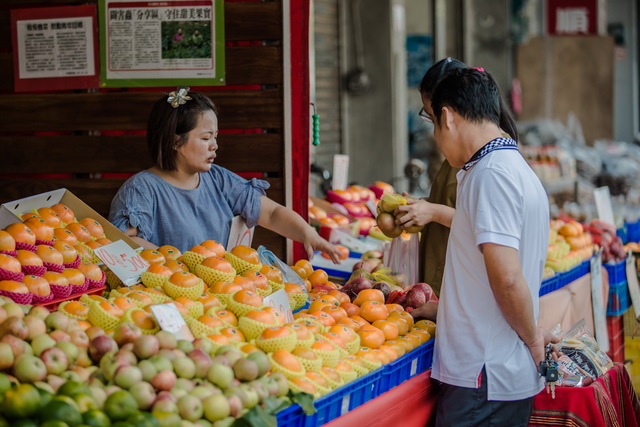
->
[35, 285, 106, 312]
[540, 258, 591, 297]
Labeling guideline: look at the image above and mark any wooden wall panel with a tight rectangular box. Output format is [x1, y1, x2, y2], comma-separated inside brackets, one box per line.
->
[516, 36, 614, 145]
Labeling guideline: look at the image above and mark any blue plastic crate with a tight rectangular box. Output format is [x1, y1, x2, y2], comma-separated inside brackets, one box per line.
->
[277, 368, 382, 427]
[378, 339, 434, 394]
[604, 259, 627, 284]
[606, 280, 630, 316]
[617, 226, 628, 244]
[540, 274, 559, 297]
[627, 220, 640, 243]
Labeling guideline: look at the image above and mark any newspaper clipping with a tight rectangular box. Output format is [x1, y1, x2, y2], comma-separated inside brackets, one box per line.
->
[105, 0, 218, 81]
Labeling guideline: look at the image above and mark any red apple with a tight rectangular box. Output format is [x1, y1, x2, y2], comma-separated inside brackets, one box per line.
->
[40, 347, 69, 375]
[89, 335, 118, 362]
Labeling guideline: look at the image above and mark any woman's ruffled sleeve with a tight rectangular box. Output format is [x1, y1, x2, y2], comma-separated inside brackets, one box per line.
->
[233, 178, 270, 228]
[108, 179, 155, 241]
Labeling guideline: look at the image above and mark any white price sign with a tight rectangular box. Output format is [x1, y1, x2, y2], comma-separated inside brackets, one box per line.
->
[263, 289, 294, 323]
[594, 186, 615, 228]
[150, 303, 194, 342]
[227, 216, 254, 251]
[590, 252, 609, 352]
[93, 240, 149, 286]
[332, 154, 349, 191]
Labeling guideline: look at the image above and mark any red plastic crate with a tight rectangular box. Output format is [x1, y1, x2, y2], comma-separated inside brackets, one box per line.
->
[35, 286, 106, 312]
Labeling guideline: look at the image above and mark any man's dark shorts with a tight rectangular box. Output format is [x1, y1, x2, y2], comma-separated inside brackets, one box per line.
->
[434, 368, 534, 427]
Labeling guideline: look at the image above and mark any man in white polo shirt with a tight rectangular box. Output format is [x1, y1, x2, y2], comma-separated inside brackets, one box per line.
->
[428, 68, 555, 426]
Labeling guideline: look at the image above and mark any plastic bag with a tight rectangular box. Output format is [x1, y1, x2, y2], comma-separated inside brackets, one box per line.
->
[383, 233, 419, 289]
[256, 246, 308, 295]
[555, 319, 613, 382]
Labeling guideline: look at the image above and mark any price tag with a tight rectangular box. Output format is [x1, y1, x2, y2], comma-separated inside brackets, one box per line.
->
[590, 252, 609, 352]
[340, 395, 350, 415]
[227, 216, 254, 251]
[93, 240, 149, 286]
[332, 154, 349, 191]
[150, 303, 194, 341]
[626, 252, 640, 317]
[410, 358, 419, 376]
[594, 186, 616, 228]
[366, 200, 378, 217]
[263, 289, 294, 323]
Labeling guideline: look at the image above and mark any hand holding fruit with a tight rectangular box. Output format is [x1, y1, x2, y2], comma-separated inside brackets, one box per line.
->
[394, 197, 436, 232]
[375, 194, 424, 238]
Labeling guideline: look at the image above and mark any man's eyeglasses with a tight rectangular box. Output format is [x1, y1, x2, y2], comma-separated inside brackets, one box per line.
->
[418, 108, 433, 123]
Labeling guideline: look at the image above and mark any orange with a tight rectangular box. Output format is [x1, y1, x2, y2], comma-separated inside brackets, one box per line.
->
[263, 306, 286, 325]
[241, 271, 269, 291]
[174, 297, 199, 310]
[77, 263, 103, 282]
[157, 245, 182, 261]
[311, 338, 336, 352]
[340, 302, 360, 317]
[0, 230, 16, 252]
[5, 222, 36, 245]
[306, 372, 329, 388]
[307, 269, 328, 286]
[404, 332, 423, 348]
[74, 243, 91, 260]
[232, 276, 256, 292]
[373, 348, 392, 364]
[197, 314, 225, 329]
[244, 310, 277, 325]
[164, 259, 189, 273]
[99, 301, 124, 318]
[168, 271, 201, 288]
[24, 218, 54, 242]
[112, 297, 137, 312]
[131, 309, 157, 329]
[200, 256, 234, 273]
[328, 289, 350, 305]
[197, 293, 222, 310]
[409, 328, 431, 344]
[188, 245, 218, 258]
[292, 346, 319, 360]
[384, 340, 406, 358]
[84, 240, 102, 250]
[95, 237, 113, 246]
[213, 309, 238, 326]
[23, 275, 50, 296]
[321, 332, 346, 350]
[284, 282, 304, 294]
[291, 265, 308, 280]
[295, 318, 322, 335]
[328, 324, 356, 343]
[321, 305, 348, 322]
[307, 300, 332, 313]
[79, 218, 105, 239]
[320, 366, 342, 383]
[115, 287, 133, 296]
[317, 294, 339, 307]
[0, 280, 28, 294]
[75, 320, 92, 331]
[337, 317, 361, 331]
[50, 203, 75, 224]
[171, 301, 190, 317]
[385, 303, 404, 314]
[139, 249, 166, 265]
[323, 281, 339, 290]
[317, 217, 338, 228]
[289, 377, 316, 394]
[399, 311, 415, 329]
[146, 263, 174, 277]
[396, 335, 417, 352]
[358, 326, 385, 349]
[293, 259, 313, 278]
[288, 323, 312, 341]
[43, 271, 69, 288]
[310, 311, 336, 327]
[200, 240, 225, 257]
[53, 228, 79, 246]
[385, 315, 409, 336]
[309, 205, 327, 220]
[66, 222, 91, 243]
[207, 334, 230, 345]
[53, 241, 78, 264]
[16, 250, 43, 267]
[127, 291, 154, 306]
[240, 343, 261, 354]
[220, 327, 245, 343]
[335, 360, 355, 375]
[353, 289, 385, 306]
[20, 212, 40, 222]
[208, 282, 242, 294]
[229, 245, 260, 265]
[260, 326, 292, 340]
[349, 315, 370, 330]
[259, 264, 284, 284]
[356, 347, 380, 364]
[412, 319, 436, 336]
[359, 301, 388, 323]
[36, 207, 62, 227]
[232, 290, 263, 307]
[372, 320, 399, 340]
[62, 268, 86, 286]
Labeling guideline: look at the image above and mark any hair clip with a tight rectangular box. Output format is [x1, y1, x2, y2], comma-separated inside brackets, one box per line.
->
[474, 67, 485, 72]
[167, 87, 192, 108]
[446, 57, 452, 63]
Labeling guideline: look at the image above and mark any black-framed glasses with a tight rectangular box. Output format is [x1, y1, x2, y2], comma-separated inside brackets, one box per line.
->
[418, 108, 432, 123]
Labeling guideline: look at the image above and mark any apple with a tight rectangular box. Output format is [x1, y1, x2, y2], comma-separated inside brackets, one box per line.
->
[178, 394, 204, 422]
[69, 329, 89, 349]
[89, 385, 107, 410]
[133, 334, 160, 360]
[202, 394, 230, 422]
[158, 348, 179, 361]
[23, 315, 46, 340]
[151, 370, 177, 391]
[190, 385, 215, 401]
[47, 374, 65, 392]
[0, 316, 29, 340]
[0, 307, 7, 324]
[34, 380, 54, 394]
[211, 354, 232, 368]
[232, 358, 258, 382]
[40, 347, 69, 375]
[115, 348, 138, 366]
[114, 365, 143, 389]
[113, 322, 143, 347]
[75, 348, 93, 368]
[269, 372, 289, 397]
[73, 392, 98, 413]
[55, 341, 79, 363]
[176, 339, 194, 354]
[28, 305, 50, 320]
[86, 326, 106, 341]
[173, 356, 196, 379]
[14, 354, 47, 382]
[45, 311, 70, 332]
[207, 363, 234, 389]
[71, 366, 92, 383]
[2, 335, 32, 359]
[188, 349, 212, 379]
[175, 377, 195, 392]
[152, 398, 178, 414]
[89, 335, 118, 362]
[49, 329, 71, 343]
[104, 384, 123, 396]
[129, 381, 156, 410]
[60, 369, 82, 383]
[155, 330, 177, 349]
[251, 380, 269, 401]
[0, 342, 14, 370]
[103, 390, 139, 422]
[227, 394, 243, 418]
[170, 387, 188, 400]
[3, 302, 26, 318]
[148, 354, 174, 372]
[192, 338, 214, 355]
[239, 384, 259, 409]
[138, 359, 159, 382]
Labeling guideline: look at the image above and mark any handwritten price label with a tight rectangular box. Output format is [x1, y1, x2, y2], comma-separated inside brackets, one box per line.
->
[94, 240, 149, 286]
[263, 289, 294, 323]
[150, 303, 194, 341]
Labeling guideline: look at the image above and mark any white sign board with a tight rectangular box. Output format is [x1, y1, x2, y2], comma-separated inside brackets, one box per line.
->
[226, 216, 253, 251]
[594, 186, 615, 227]
[150, 303, 194, 341]
[93, 240, 149, 286]
[332, 154, 349, 191]
[263, 289, 294, 323]
[590, 252, 609, 352]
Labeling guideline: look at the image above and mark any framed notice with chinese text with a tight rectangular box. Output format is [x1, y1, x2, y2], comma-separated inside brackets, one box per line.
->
[546, 0, 600, 35]
[99, 0, 225, 87]
[10, 5, 99, 92]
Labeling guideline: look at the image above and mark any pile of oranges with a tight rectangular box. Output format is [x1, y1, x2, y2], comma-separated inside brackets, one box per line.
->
[0, 203, 107, 305]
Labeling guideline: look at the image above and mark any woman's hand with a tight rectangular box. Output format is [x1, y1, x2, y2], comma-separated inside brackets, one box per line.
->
[302, 230, 342, 264]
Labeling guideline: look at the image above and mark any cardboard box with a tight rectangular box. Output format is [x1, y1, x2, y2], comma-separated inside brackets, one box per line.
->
[0, 188, 139, 250]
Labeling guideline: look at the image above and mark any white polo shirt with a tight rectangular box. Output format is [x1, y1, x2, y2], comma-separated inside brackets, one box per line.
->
[431, 149, 549, 401]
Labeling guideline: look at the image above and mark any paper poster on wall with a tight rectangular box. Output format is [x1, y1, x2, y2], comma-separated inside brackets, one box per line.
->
[10, 5, 99, 92]
[99, 0, 225, 87]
